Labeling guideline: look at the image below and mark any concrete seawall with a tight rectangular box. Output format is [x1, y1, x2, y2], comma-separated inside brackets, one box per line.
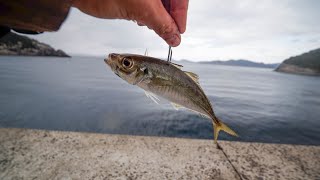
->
[0, 128, 319, 179]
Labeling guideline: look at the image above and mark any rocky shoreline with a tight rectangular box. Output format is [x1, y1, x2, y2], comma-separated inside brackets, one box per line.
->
[275, 48, 320, 76]
[275, 63, 320, 76]
[0, 32, 70, 57]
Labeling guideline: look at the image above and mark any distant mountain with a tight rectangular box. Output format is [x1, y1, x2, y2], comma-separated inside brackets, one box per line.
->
[0, 32, 70, 57]
[275, 48, 320, 76]
[178, 59, 192, 63]
[197, 59, 279, 68]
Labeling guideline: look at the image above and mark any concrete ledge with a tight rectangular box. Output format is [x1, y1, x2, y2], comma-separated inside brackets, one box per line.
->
[0, 128, 319, 180]
[220, 141, 320, 180]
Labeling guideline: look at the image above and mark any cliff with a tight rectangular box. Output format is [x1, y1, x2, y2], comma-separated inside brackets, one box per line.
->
[275, 48, 320, 76]
[0, 32, 70, 57]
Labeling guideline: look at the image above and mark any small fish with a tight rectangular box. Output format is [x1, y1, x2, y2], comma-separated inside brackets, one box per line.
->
[104, 53, 238, 143]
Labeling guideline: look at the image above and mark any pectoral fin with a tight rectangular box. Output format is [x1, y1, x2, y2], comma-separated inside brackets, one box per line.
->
[132, 76, 145, 85]
[144, 91, 160, 104]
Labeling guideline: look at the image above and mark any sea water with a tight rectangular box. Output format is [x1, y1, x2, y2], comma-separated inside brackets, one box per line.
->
[0, 56, 319, 145]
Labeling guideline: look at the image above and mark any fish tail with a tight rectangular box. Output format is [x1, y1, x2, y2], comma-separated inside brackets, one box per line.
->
[213, 118, 238, 144]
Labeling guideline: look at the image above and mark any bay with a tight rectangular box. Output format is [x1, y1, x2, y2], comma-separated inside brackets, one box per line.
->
[0, 56, 319, 145]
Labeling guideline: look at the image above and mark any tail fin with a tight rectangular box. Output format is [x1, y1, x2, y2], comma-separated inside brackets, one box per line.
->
[213, 121, 238, 144]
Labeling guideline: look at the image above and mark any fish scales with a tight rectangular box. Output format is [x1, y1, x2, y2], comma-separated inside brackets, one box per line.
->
[144, 62, 208, 114]
[105, 53, 238, 143]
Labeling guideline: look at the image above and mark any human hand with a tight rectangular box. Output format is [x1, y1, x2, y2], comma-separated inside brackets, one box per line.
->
[72, 0, 189, 47]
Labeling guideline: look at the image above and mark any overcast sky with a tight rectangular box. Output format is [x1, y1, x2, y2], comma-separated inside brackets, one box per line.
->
[28, 0, 320, 63]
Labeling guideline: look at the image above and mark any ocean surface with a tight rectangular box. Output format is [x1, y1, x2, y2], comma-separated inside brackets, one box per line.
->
[0, 56, 319, 145]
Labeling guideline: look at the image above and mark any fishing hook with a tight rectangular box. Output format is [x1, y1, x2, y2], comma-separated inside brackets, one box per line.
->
[167, 46, 172, 63]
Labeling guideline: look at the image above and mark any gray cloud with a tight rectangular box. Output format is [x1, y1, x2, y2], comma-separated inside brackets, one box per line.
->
[28, 0, 320, 63]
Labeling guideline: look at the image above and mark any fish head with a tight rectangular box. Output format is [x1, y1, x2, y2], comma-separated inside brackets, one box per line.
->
[104, 53, 148, 85]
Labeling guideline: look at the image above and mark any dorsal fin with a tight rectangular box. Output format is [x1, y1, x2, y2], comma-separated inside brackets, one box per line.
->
[171, 62, 183, 69]
[184, 71, 199, 84]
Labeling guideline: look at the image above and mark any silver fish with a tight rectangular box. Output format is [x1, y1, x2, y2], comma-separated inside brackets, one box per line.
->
[105, 53, 238, 143]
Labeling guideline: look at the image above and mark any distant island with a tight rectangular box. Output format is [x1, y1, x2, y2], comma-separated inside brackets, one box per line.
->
[0, 32, 70, 57]
[275, 48, 320, 76]
[179, 59, 279, 69]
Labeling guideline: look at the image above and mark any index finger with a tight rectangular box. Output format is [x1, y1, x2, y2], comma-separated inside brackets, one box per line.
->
[170, 0, 189, 34]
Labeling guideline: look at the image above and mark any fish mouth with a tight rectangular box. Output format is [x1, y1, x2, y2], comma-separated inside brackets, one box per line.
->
[104, 53, 121, 77]
[104, 53, 115, 66]
[104, 54, 116, 71]
[104, 53, 119, 67]
[104, 57, 111, 66]
[104, 58, 109, 64]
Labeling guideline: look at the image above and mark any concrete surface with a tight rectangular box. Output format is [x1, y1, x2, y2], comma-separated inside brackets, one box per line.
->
[220, 141, 320, 180]
[0, 128, 319, 180]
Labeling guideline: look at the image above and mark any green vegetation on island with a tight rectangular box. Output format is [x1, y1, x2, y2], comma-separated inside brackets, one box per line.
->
[276, 48, 320, 76]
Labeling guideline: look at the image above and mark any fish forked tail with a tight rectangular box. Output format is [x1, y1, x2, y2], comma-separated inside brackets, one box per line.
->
[213, 119, 238, 144]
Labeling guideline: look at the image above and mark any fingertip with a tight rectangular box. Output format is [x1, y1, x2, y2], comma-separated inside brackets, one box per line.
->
[171, 0, 189, 34]
[142, 0, 182, 46]
[172, 12, 187, 34]
[166, 34, 181, 47]
[179, 27, 186, 34]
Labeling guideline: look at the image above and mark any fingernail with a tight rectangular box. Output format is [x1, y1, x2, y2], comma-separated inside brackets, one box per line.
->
[168, 34, 181, 47]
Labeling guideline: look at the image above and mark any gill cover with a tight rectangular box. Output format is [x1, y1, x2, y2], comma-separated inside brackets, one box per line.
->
[119, 57, 150, 85]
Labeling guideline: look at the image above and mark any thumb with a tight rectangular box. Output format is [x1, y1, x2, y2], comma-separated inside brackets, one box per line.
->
[141, 1, 181, 47]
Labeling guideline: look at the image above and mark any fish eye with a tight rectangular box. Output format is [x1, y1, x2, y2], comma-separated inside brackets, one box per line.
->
[122, 57, 133, 68]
